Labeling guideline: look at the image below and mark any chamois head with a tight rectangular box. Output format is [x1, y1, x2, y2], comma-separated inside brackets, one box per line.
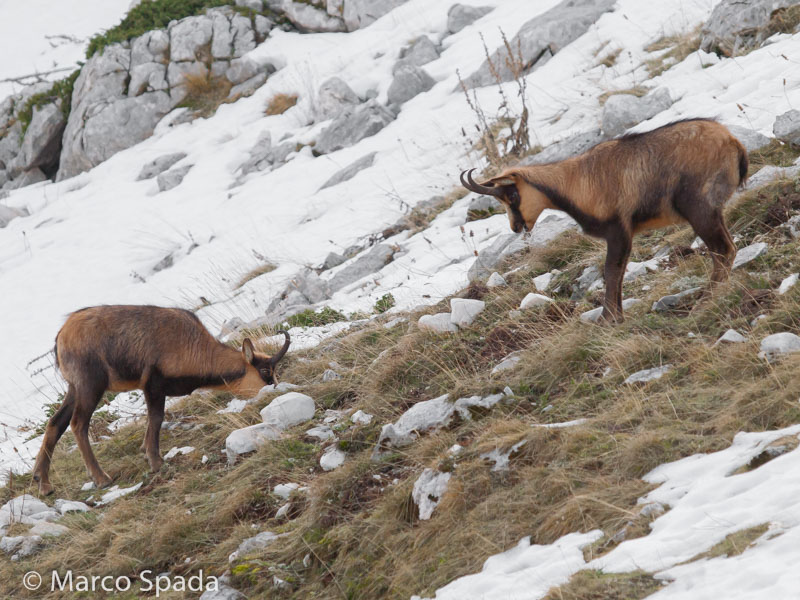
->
[461, 168, 544, 233]
[239, 330, 291, 393]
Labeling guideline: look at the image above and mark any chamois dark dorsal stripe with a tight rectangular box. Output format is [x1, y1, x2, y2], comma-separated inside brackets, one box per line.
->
[523, 178, 615, 237]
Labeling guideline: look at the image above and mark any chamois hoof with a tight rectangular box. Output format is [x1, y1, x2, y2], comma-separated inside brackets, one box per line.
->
[38, 481, 55, 496]
[94, 472, 114, 489]
[599, 310, 624, 325]
[148, 457, 163, 473]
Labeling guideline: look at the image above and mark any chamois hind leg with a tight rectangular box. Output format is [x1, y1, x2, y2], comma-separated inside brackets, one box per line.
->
[142, 373, 166, 473]
[685, 208, 736, 283]
[70, 373, 113, 489]
[32, 385, 76, 495]
[601, 226, 633, 323]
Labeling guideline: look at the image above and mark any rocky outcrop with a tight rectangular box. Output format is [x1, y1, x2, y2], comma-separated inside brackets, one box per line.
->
[447, 4, 493, 35]
[774, 109, 800, 145]
[393, 36, 439, 73]
[315, 100, 396, 154]
[462, 0, 615, 88]
[601, 88, 672, 137]
[319, 151, 376, 189]
[519, 129, 606, 166]
[342, 0, 409, 31]
[387, 65, 435, 106]
[700, 0, 798, 56]
[281, 0, 346, 32]
[316, 76, 361, 121]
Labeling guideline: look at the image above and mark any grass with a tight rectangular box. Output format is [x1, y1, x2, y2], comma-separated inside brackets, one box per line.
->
[265, 93, 298, 116]
[748, 139, 800, 174]
[643, 27, 701, 78]
[597, 86, 649, 107]
[236, 261, 277, 289]
[285, 306, 347, 328]
[178, 72, 233, 118]
[2, 159, 800, 598]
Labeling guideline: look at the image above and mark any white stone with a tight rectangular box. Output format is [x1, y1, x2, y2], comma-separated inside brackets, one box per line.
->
[448, 444, 463, 456]
[481, 440, 527, 472]
[453, 394, 504, 419]
[322, 369, 341, 382]
[412, 469, 451, 520]
[29, 521, 69, 537]
[320, 446, 346, 471]
[228, 531, 280, 562]
[486, 272, 507, 288]
[624, 365, 673, 384]
[273, 483, 307, 500]
[733, 242, 768, 270]
[225, 423, 282, 465]
[0, 495, 50, 522]
[778, 273, 799, 295]
[54, 500, 90, 515]
[260, 392, 315, 430]
[96, 482, 143, 506]
[450, 298, 485, 327]
[759, 332, 800, 362]
[217, 398, 250, 414]
[491, 351, 523, 375]
[520, 293, 553, 310]
[418, 312, 458, 333]
[532, 272, 553, 291]
[351, 410, 374, 425]
[164, 446, 195, 460]
[306, 425, 335, 441]
[81, 482, 95, 491]
[275, 503, 291, 519]
[579, 307, 604, 323]
[201, 455, 209, 464]
[714, 329, 746, 346]
[372, 394, 454, 455]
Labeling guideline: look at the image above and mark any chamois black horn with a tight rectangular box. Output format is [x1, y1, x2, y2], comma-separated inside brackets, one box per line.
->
[460, 168, 505, 198]
[269, 330, 291, 366]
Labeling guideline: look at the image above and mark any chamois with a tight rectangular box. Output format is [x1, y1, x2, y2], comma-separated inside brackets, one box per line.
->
[32, 305, 290, 495]
[461, 119, 748, 322]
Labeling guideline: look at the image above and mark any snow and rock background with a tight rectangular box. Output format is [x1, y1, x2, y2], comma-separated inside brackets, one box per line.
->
[1, 0, 800, 597]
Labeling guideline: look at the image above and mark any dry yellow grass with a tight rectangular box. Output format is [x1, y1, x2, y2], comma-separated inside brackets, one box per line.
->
[265, 93, 298, 116]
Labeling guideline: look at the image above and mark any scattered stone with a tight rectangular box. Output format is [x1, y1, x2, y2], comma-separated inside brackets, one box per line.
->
[373, 394, 455, 456]
[481, 440, 527, 472]
[217, 398, 250, 414]
[714, 329, 746, 346]
[306, 425, 335, 441]
[225, 423, 281, 465]
[652, 287, 702, 312]
[778, 273, 799, 295]
[759, 332, 800, 362]
[491, 351, 523, 376]
[316, 77, 360, 121]
[726, 124, 771, 152]
[419, 313, 458, 333]
[282, 1, 346, 32]
[453, 393, 504, 419]
[342, 0, 408, 31]
[624, 365, 673, 384]
[733, 242, 768, 269]
[486, 272, 507, 288]
[96, 483, 143, 506]
[319, 152, 377, 189]
[639, 502, 666, 519]
[81, 482, 95, 491]
[29, 521, 69, 538]
[572, 265, 602, 300]
[275, 503, 291, 519]
[602, 88, 673, 137]
[450, 298, 485, 327]
[394, 36, 439, 73]
[624, 258, 661, 282]
[315, 100, 395, 154]
[54, 500, 90, 515]
[387, 65, 435, 106]
[447, 4, 493, 34]
[351, 410, 374, 425]
[322, 251, 346, 271]
[320, 446, 346, 471]
[774, 110, 800, 146]
[157, 165, 192, 192]
[468, 233, 517, 281]
[199, 579, 246, 600]
[533, 272, 554, 291]
[164, 446, 195, 460]
[328, 243, 395, 292]
[322, 369, 341, 382]
[137, 152, 187, 180]
[273, 482, 306, 500]
[260, 392, 316, 430]
[520, 293, 553, 310]
[412, 469, 451, 520]
[580, 299, 640, 323]
[1, 535, 43, 561]
[0, 495, 50, 523]
[228, 531, 280, 562]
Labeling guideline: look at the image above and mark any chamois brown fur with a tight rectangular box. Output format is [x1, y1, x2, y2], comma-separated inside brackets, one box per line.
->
[32, 305, 290, 495]
[462, 119, 748, 322]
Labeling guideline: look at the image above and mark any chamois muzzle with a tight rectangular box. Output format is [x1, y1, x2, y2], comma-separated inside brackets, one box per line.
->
[460, 168, 505, 199]
[269, 330, 291, 367]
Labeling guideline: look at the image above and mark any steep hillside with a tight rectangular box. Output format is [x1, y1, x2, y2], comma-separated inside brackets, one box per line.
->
[1, 0, 800, 598]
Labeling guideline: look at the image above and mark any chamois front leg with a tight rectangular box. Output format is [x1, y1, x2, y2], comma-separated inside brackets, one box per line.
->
[142, 375, 166, 473]
[600, 226, 632, 323]
[32, 386, 76, 495]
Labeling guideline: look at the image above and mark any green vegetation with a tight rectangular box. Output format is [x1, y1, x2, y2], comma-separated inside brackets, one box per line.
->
[17, 70, 80, 135]
[373, 293, 396, 314]
[286, 306, 347, 328]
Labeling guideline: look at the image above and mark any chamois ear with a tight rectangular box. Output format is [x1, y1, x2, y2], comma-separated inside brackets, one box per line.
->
[487, 175, 516, 186]
[460, 169, 518, 204]
[242, 338, 255, 364]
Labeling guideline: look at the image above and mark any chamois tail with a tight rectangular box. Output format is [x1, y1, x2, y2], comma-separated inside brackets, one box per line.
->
[736, 138, 749, 187]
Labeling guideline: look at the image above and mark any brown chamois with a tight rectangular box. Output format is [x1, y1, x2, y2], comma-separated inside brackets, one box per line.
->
[32, 305, 290, 495]
[461, 118, 748, 322]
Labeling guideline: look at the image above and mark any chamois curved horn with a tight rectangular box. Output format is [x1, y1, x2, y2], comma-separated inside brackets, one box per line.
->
[460, 168, 505, 198]
[269, 330, 291, 366]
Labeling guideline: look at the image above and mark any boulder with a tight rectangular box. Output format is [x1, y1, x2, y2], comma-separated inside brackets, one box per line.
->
[17, 102, 66, 172]
[520, 293, 552, 310]
[229, 71, 269, 100]
[225, 423, 281, 465]
[393, 36, 439, 73]
[137, 152, 187, 180]
[316, 77, 360, 121]
[319, 151, 377, 189]
[468, 233, 517, 281]
[387, 65, 435, 106]
[773, 109, 800, 146]
[315, 100, 395, 154]
[602, 88, 673, 137]
[320, 446, 346, 471]
[533, 272, 554, 291]
[726, 124, 771, 152]
[447, 4, 493, 34]
[412, 469, 451, 520]
[170, 15, 213, 62]
[624, 365, 672, 384]
[29, 522, 69, 538]
[328, 243, 394, 291]
[418, 312, 458, 334]
[260, 392, 316, 430]
[157, 164, 192, 192]
[463, 0, 615, 88]
[759, 332, 800, 362]
[733, 242, 768, 269]
[700, 0, 798, 56]
[486, 272, 507, 288]
[450, 298, 485, 327]
[282, 0, 346, 32]
[342, 0, 408, 31]
[520, 129, 607, 166]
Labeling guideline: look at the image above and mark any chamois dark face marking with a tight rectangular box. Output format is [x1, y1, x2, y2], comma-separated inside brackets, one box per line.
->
[461, 119, 748, 323]
[32, 306, 291, 495]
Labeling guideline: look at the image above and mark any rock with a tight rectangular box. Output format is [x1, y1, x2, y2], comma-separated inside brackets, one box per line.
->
[450, 298, 485, 327]
[229, 531, 280, 562]
[273, 482, 307, 500]
[225, 58, 260, 86]
[316, 100, 396, 154]
[580, 298, 641, 323]
[701, 0, 799, 56]
[157, 164, 192, 192]
[733, 242, 768, 269]
[1, 535, 43, 560]
[447, 4, 493, 34]
[54, 500, 90, 515]
[774, 110, 800, 146]
[624, 365, 673, 384]
[260, 392, 315, 430]
[727, 124, 771, 152]
[290, 268, 330, 303]
[322, 369, 341, 382]
[418, 312, 458, 334]
[463, 0, 615, 88]
[322, 252, 346, 271]
[520, 293, 552, 310]
[412, 469, 451, 520]
[394, 36, 439, 73]
[351, 410, 373, 425]
[29, 521, 69, 537]
[320, 446, 346, 471]
[784, 215, 800, 238]
[6, 168, 47, 189]
[282, 0, 346, 32]
[228, 71, 269, 99]
[342, 0, 408, 31]
[602, 88, 673, 137]
[468, 194, 502, 214]
[520, 129, 607, 166]
[453, 393, 505, 419]
[0, 495, 50, 522]
[328, 243, 394, 291]
[387, 65, 435, 106]
[170, 15, 213, 62]
[778, 273, 799, 295]
[373, 394, 454, 456]
[316, 77, 360, 121]
[759, 332, 800, 362]
[491, 351, 523, 375]
[319, 151, 377, 189]
[572, 265, 602, 300]
[486, 272, 507, 288]
[306, 425, 334, 441]
[747, 164, 800, 190]
[81, 482, 95, 491]
[225, 423, 282, 465]
[624, 259, 660, 282]
[137, 152, 187, 180]
[481, 440, 527, 471]
[0, 205, 27, 228]
[96, 482, 143, 506]
[714, 329, 746, 346]
[164, 446, 195, 460]
[17, 102, 66, 172]
[532, 272, 554, 291]
[200, 581, 246, 600]
[652, 287, 702, 312]
[468, 233, 517, 281]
